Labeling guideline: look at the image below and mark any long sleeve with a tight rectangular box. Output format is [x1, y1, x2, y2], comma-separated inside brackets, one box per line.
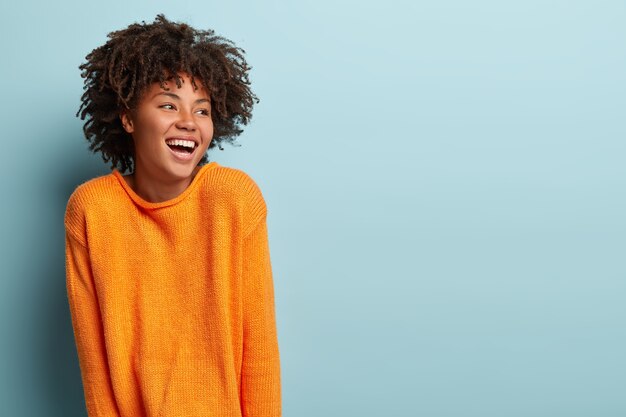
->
[240, 217, 282, 417]
[65, 231, 120, 417]
[63, 163, 280, 415]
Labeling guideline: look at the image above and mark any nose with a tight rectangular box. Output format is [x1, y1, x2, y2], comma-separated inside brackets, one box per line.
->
[175, 110, 196, 131]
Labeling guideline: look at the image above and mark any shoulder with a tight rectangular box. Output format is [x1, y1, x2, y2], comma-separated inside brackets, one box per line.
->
[203, 164, 268, 235]
[208, 164, 264, 197]
[64, 173, 117, 244]
[65, 173, 116, 213]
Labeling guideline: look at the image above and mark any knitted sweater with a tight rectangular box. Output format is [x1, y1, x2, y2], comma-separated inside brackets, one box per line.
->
[64, 161, 281, 417]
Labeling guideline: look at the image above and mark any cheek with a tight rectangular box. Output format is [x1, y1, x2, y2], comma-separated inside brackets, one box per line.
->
[202, 121, 215, 138]
[135, 119, 170, 139]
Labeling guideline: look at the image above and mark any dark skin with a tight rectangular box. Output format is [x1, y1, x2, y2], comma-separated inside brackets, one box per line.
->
[78, 14, 258, 174]
[117, 74, 214, 203]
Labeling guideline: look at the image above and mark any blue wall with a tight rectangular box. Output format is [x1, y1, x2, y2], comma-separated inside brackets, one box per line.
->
[1, 1, 625, 416]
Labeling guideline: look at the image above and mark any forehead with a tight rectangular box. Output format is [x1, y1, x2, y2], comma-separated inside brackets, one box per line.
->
[161, 74, 199, 88]
[141, 74, 210, 99]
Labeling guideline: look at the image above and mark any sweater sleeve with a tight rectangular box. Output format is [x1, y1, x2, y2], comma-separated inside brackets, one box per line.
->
[65, 231, 120, 416]
[240, 216, 282, 417]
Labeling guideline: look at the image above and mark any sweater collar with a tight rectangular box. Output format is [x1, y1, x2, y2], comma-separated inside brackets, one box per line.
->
[111, 162, 219, 209]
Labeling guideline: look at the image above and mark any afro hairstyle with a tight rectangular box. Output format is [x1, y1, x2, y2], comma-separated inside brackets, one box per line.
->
[77, 14, 259, 173]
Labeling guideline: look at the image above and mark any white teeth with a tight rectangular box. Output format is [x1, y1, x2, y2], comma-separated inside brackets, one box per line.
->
[165, 139, 196, 149]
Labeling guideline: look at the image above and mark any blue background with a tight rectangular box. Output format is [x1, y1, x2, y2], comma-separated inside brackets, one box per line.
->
[1, 1, 625, 416]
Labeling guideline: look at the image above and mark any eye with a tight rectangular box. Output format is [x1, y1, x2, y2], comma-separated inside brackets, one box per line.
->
[196, 108, 211, 116]
[160, 103, 176, 110]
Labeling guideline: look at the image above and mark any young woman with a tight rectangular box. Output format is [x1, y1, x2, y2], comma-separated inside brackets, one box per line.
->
[65, 14, 281, 417]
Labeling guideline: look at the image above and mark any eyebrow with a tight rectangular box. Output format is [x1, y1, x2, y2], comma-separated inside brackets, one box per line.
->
[153, 92, 210, 104]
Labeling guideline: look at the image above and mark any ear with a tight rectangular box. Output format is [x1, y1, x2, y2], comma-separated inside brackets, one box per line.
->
[120, 111, 135, 133]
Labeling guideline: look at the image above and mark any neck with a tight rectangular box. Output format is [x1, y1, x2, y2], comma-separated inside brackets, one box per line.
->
[125, 165, 201, 203]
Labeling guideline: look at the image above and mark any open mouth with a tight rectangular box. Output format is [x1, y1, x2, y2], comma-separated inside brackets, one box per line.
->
[165, 138, 197, 157]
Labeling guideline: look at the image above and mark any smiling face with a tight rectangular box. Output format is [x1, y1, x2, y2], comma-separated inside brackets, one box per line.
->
[120, 73, 214, 185]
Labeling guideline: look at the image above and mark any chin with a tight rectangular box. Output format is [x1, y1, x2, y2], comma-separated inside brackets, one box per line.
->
[166, 162, 197, 179]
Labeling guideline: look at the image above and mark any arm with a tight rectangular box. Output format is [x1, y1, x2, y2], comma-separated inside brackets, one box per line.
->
[240, 217, 282, 417]
[65, 231, 120, 416]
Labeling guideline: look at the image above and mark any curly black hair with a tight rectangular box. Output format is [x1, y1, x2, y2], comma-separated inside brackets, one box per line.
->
[77, 14, 259, 173]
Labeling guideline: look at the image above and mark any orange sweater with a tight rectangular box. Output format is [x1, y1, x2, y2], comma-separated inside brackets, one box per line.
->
[64, 161, 281, 417]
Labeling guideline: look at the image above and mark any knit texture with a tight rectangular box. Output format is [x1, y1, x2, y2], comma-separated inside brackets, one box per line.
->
[64, 161, 281, 417]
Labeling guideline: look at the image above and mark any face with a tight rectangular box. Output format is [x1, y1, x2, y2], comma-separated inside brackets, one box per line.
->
[120, 73, 213, 183]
